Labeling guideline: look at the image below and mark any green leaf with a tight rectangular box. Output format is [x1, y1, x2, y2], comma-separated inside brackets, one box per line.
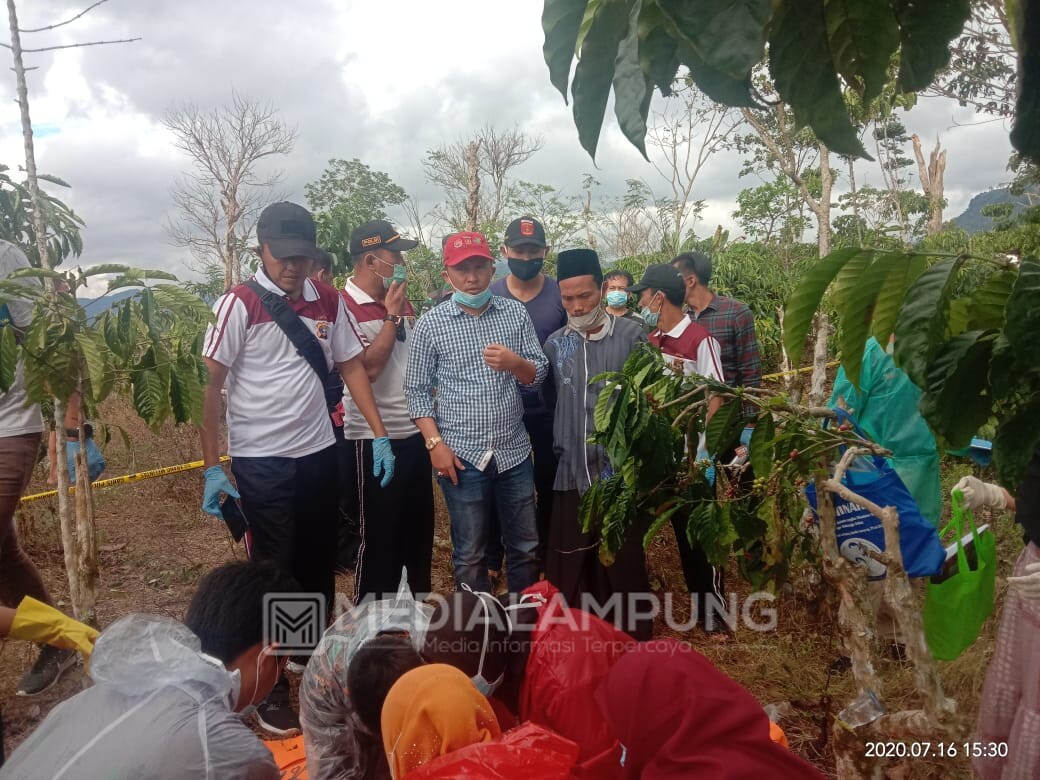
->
[768, 0, 869, 158]
[0, 325, 16, 392]
[824, 0, 900, 103]
[593, 376, 618, 432]
[657, 0, 770, 79]
[871, 253, 926, 345]
[1004, 259, 1040, 370]
[989, 334, 1026, 401]
[894, 0, 972, 93]
[74, 330, 109, 401]
[919, 330, 996, 448]
[170, 363, 203, 424]
[993, 394, 1040, 491]
[945, 297, 970, 339]
[749, 412, 775, 479]
[967, 270, 1016, 331]
[571, 0, 631, 158]
[542, 0, 590, 100]
[132, 368, 165, 424]
[612, 2, 652, 158]
[892, 256, 967, 387]
[643, 502, 684, 547]
[783, 247, 865, 363]
[835, 252, 904, 388]
[706, 400, 743, 455]
[677, 42, 756, 106]
[636, 0, 680, 94]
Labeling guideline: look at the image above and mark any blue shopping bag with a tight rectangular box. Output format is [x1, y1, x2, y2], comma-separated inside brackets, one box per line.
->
[805, 410, 944, 580]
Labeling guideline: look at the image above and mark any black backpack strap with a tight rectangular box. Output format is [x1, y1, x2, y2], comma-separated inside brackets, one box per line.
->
[244, 279, 330, 383]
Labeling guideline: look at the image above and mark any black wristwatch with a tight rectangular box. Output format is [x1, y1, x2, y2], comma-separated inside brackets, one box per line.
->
[384, 314, 404, 327]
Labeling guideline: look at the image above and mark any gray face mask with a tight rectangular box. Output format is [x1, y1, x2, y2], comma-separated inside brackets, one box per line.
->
[568, 306, 607, 334]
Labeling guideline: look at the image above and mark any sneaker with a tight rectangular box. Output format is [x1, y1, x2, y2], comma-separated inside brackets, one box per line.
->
[16, 646, 78, 696]
[254, 678, 300, 736]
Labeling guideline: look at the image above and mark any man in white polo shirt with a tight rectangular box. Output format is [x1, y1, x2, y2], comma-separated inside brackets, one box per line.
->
[340, 220, 433, 603]
[199, 202, 394, 734]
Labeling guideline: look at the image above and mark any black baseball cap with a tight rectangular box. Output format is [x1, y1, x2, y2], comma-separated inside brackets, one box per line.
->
[627, 263, 687, 296]
[349, 220, 419, 255]
[503, 216, 546, 248]
[256, 202, 323, 262]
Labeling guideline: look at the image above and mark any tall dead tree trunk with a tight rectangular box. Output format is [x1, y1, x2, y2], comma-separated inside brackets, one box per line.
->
[740, 108, 833, 403]
[912, 134, 947, 235]
[808, 142, 833, 405]
[464, 141, 480, 232]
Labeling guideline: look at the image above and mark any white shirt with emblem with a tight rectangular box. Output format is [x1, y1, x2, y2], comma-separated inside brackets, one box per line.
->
[203, 271, 363, 458]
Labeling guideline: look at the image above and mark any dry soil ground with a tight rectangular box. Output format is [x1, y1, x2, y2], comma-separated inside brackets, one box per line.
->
[0, 396, 1017, 778]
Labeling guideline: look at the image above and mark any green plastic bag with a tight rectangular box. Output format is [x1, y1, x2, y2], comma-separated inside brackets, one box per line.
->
[922, 490, 997, 660]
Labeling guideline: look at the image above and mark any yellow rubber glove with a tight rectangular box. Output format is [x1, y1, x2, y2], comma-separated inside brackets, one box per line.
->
[8, 596, 99, 660]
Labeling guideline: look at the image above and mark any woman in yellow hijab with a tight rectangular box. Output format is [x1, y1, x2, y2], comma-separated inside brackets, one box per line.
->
[381, 663, 501, 778]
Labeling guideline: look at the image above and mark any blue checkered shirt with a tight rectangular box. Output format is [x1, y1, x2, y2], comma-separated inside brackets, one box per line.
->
[405, 295, 549, 472]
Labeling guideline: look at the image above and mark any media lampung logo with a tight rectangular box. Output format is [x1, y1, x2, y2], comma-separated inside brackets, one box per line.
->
[264, 594, 326, 654]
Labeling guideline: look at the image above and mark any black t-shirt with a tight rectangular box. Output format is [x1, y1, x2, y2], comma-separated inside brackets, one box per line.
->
[1017, 447, 1040, 547]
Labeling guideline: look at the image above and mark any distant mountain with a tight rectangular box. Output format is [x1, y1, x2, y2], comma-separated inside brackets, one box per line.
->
[78, 289, 138, 317]
[952, 187, 1036, 233]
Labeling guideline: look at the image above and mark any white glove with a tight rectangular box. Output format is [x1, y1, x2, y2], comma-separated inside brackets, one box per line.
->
[1007, 562, 1040, 602]
[953, 476, 1007, 511]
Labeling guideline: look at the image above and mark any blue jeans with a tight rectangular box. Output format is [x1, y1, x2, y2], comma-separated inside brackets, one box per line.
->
[438, 455, 539, 593]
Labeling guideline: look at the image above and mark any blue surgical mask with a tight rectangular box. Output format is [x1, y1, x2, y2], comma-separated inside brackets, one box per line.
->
[605, 290, 628, 308]
[452, 285, 493, 308]
[641, 293, 662, 328]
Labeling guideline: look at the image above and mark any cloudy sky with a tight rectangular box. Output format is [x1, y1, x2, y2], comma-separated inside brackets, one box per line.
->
[0, 0, 1015, 283]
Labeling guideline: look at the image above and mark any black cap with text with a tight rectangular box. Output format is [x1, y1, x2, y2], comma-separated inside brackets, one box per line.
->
[349, 220, 419, 255]
[503, 216, 546, 248]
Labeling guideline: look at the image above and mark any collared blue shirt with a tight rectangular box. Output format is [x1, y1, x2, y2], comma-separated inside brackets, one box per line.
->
[405, 295, 549, 472]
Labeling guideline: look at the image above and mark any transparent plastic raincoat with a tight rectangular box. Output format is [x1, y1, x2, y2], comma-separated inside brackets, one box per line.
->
[0, 614, 278, 780]
[299, 571, 432, 780]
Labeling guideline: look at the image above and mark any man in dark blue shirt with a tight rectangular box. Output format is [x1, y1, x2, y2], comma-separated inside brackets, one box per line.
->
[487, 217, 566, 580]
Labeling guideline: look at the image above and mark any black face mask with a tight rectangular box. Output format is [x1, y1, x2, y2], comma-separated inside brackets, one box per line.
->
[508, 257, 544, 281]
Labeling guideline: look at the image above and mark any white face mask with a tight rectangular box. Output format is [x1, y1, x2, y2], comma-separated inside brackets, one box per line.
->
[460, 586, 541, 698]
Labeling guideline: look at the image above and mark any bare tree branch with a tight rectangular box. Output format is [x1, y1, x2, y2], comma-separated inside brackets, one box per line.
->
[18, 0, 110, 32]
[0, 37, 141, 51]
[163, 91, 296, 287]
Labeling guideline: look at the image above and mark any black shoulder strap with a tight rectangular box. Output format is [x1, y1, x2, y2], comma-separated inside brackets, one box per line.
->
[245, 279, 329, 383]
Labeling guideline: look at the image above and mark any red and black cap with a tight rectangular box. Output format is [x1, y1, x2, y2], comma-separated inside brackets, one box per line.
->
[503, 216, 546, 248]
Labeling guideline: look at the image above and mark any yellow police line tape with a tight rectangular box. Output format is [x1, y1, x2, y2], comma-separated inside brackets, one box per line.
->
[20, 455, 231, 504]
[762, 361, 840, 381]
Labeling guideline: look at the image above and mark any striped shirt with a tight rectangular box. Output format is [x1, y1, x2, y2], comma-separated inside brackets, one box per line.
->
[404, 295, 549, 472]
[203, 271, 363, 458]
